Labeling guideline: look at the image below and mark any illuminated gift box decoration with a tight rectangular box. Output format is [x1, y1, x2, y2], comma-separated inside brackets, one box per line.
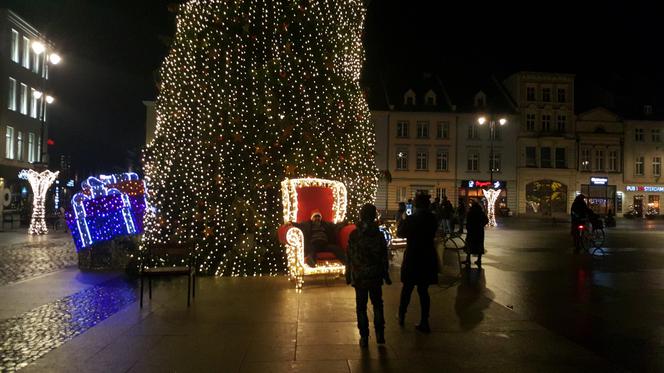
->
[66, 173, 148, 250]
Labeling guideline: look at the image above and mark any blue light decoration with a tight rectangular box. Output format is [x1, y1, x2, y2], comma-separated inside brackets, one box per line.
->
[65, 172, 148, 251]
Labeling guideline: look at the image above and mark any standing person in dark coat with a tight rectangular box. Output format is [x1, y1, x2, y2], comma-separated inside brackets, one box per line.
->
[464, 199, 489, 268]
[346, 203, 391, 347]
[396, 193, 439, 333]
[456, 199, 467, 234]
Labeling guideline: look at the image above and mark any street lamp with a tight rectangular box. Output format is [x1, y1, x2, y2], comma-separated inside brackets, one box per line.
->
[477, 115, 507, 226]
[31, 41, 61, 165]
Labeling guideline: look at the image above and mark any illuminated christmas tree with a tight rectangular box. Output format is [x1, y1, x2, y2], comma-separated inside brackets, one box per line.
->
[143, 0, 378, 276]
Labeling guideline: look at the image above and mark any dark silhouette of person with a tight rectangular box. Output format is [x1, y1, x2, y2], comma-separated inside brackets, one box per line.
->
[397, 193, 439, 333]
[346, 203, 391, 347]
[292, 209, 346, 266]
[456, 199, 467, 234]
[439, 196, 454, 235]
[464, 199, 488, 268]
[570, 194, 594, 252]
[395, 202, 407, 225]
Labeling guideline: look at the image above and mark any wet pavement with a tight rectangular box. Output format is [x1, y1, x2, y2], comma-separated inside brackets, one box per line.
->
[0, 218, 662, 372]
[0, 230, 77, 286]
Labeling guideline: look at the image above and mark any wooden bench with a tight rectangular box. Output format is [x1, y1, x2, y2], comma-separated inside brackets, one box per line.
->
[140, 242, 197, 307]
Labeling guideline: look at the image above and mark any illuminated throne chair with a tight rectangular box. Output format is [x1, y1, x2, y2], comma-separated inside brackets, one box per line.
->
[278, 178, 356, 289]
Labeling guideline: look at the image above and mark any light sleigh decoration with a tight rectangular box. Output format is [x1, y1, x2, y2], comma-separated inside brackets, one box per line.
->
[142, 0, 378, 276]
[65, 173, 148, 251]
[19, 169, 59, 235]
[482, 188, 501, 227]
[279, 178, 353, 288]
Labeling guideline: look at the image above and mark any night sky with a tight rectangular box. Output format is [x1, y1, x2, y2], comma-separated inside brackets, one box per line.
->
[5, 1, 662, 178]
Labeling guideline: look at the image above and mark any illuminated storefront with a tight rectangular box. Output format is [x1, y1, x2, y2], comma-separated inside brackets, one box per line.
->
[624, 185, 664, 216]
[458, 180, 508, 214]
[580, 176, 616, 215]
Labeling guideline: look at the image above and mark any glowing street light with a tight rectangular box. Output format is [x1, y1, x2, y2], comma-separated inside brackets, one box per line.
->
[478, 115, 508, 226]
[49, 53, 61, 65]
[45, 95, 55, 104]
[31, 41, 45, 55]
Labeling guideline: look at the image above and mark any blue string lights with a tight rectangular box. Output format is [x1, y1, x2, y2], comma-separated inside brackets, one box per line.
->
[65, 172, 148, 251]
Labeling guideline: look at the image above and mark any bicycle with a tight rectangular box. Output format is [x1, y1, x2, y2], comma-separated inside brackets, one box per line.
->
[574, 218, 605, 255]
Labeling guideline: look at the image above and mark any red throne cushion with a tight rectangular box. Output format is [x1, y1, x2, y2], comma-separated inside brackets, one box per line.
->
[296, 186, 334, 223]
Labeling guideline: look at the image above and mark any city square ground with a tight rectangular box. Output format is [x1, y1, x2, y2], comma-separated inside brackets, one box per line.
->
[1, 218, 663, 372]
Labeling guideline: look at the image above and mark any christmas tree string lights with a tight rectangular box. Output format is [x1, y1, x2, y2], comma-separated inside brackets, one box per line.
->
[143, 0, 378, 276]
[19, 169, 59, 235]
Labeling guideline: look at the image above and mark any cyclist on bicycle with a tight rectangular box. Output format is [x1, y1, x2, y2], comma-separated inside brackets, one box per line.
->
[570, 194, 595, 252]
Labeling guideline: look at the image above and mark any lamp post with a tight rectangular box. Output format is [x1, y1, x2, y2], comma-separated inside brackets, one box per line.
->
[31, 41, 60, 166]
[478, 115, 507, 226]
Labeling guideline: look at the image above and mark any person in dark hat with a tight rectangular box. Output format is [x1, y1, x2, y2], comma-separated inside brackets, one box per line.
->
[346, 203, 391, 347]
[293, 209, 346, 266]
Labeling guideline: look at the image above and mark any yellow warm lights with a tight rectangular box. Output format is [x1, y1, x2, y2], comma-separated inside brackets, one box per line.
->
[142, 0, 378, 276]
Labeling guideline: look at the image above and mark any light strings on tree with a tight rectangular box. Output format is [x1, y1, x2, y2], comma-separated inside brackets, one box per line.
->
[19, 169, 59, 235]
[142, 0, 378, 276]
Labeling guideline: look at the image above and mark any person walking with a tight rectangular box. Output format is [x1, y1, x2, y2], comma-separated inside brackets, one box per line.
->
[397, 193, 439, 333]
[464, 199, 489, 268]
[346, 203, 391, 347]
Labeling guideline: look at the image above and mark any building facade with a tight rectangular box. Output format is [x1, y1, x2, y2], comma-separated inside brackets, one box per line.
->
[623, 119, 664, 216]
[0, 9, 55, 208]
[503, 72, 577, 217]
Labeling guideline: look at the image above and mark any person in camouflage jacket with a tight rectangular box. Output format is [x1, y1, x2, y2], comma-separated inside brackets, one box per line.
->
[346, 203, 392, 347]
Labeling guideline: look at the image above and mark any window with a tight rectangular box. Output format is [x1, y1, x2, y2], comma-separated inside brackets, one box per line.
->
[526, 113, 536, 131]
[652, 129, 661, 142]
[30, 88, 38, 118]
[490, 153, 501, 172]
[542, 88, 551, 102]
[635, 128, 644, 142]
[468, 123, 479, 139]
[404, 91, 415, 105]
[396, 186, 407, 202]
[416, 121, 429, 138]
[8, 78, 17, 111]
[557, 115, 566, 132]
[594, 150, 604, 171]
[16, 131, 23, 161]
[644, 105, 653, 115]
[396, 121, 409, 138]
[436, 121, 449, 139]
[436, 150, 448, 171]
[654, 157, 661, 177]
[581, 148, 591, 170]
[11, 29, 20, 63]
[37, 136, 42, 163]
[435, 188, 446, 200]
[28, 132, 35, 163]
[396, 151, 408, 170]
[32, 51, 41, 74]
[416, 151, 428, 170]
[425, 91, 436, 105]
[467, 152, 479, 171]
[526, 146, 537, 167]
[542, 114, 551, 132]
[540, 147, 552, 168]
[20, 84, 28, 115]
[557, 88, 566, 103]
[635, 156, 644, 176]
[5, 126, 15, 159]
[22, 36, 30, 69]
[608, 150, 618, 172]
[526, 87, 535, 101]
[555, 148, 566, 168]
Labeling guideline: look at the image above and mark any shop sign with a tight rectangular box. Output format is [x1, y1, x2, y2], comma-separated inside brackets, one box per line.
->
[461, 180, 506, 189]
[625, 185, 664, 192]
[590, 177, 609, 185]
